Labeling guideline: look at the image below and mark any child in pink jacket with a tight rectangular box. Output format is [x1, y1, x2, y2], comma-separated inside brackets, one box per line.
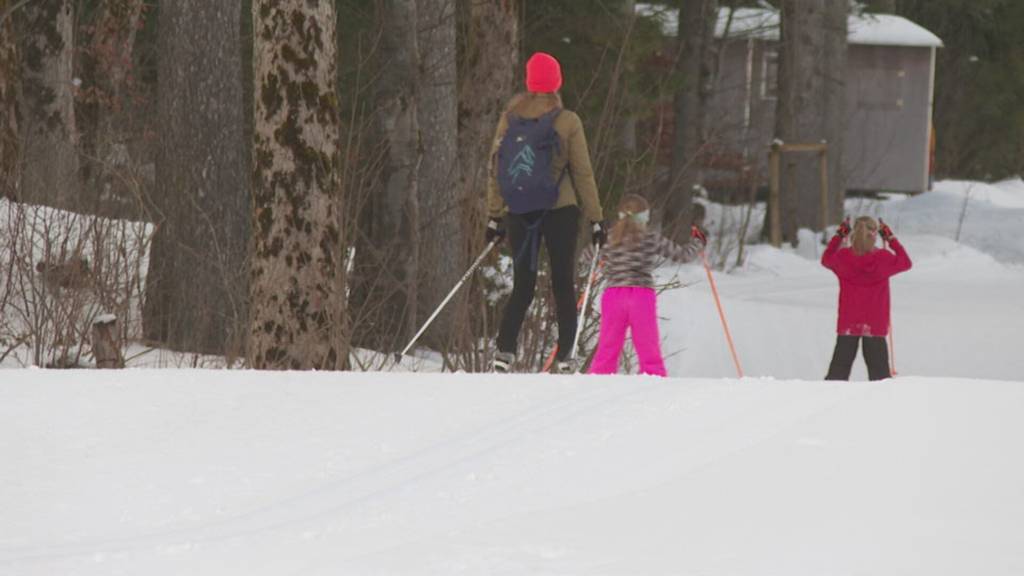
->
[821, 215, 912, 380]
[588, 195, 705, 376]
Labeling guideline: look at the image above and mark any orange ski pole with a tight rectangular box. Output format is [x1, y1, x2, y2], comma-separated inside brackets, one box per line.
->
[701, 250, 744, 378]
[888, 321, 898, 376]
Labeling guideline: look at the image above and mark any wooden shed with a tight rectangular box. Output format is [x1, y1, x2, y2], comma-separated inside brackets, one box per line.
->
[640, 5, 943, 196]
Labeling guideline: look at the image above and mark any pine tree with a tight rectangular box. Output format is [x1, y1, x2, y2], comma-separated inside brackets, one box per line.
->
[144, 0, 249, 355]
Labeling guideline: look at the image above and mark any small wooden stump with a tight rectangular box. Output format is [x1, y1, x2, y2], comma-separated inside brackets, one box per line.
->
[92, 314, 125, 369]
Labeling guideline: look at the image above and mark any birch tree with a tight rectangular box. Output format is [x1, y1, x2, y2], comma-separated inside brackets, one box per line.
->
[250, 0, 346, 369]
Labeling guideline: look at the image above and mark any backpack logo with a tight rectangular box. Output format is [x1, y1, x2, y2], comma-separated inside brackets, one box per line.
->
[507, 146, 536, 184]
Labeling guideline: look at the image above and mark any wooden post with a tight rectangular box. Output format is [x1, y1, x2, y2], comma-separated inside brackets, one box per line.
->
[819, 144, 830, 231]
[92, 314, 125, 369]
[769, 141, 782, 247]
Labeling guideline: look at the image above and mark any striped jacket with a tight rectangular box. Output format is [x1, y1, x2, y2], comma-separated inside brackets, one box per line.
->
[584, 231, 703, 288]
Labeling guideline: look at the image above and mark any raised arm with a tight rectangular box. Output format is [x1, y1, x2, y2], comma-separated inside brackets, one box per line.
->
[880, 220, 912, 277]
[656, 233, 702, 264]
[821, 217, 851, 274]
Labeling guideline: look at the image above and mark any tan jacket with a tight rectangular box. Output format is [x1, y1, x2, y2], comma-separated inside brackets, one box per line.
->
[486, 93, 603, 223]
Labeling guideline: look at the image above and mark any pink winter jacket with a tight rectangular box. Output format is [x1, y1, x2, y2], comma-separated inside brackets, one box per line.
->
[821, 235, 912, 337]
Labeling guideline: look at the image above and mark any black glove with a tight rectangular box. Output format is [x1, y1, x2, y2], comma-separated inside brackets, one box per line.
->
[690, 224, 708, 246]
[591, 221, 607, 247]
[485, 217, 505, 243]
[836, 217, 851, 239]
[879, 218, 894, 242]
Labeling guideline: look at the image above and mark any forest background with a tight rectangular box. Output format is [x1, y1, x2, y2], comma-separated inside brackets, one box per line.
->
[1, 0, 1021, 372]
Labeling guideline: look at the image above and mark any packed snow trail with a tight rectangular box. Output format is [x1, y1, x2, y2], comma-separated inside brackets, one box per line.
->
[3, 371, 1024, 575]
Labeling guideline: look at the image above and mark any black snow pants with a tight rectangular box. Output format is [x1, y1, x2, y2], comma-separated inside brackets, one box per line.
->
[496, 205, 579, 361]
[825, 335, 892, 381]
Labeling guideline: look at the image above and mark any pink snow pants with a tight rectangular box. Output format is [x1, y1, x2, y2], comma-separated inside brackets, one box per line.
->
[588, 286, 667, 377]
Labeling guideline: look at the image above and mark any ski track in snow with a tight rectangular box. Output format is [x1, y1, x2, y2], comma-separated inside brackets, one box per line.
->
[0, 379, 653, 566]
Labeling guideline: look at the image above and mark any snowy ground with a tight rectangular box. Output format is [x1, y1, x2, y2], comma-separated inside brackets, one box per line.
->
[645, 178, 1024, 382]
[2, 179, 1024, 575]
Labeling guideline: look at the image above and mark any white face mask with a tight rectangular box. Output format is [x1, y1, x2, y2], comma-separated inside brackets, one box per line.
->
[619, 209, 650, 225]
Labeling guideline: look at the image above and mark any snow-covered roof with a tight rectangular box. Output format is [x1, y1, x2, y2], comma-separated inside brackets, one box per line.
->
[848, 13, 943, 48]
[636, 4, 943, 48]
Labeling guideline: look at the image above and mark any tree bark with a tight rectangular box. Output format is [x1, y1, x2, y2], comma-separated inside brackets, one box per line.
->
[663, 0, 718, 241]
[456, 0, 517, 361]
[824, 0, 847, 225]
[351, 0, 420, 353]
[82, 0, 145, 215]
[619, 0, 638, 156]
[0, 0, 18, 200]
[774, 0, 846, 242]
[458, 0, 518, 210]
[250, 0, 346, 370]
[145, 0, 249, 355]
[416, 0, 461, 348]
[18, 0, 78, 209]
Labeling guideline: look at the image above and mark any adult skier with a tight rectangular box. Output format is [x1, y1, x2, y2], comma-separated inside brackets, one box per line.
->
[485, 52, 604, 373]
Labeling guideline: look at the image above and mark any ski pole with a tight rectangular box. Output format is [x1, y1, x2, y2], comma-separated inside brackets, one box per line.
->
[543, 251, 602, 372]
[569, 245, 602, 365]
[395, 240, 498, 363]
[701, 250, 744, 378]
[888, 321, 898, 376]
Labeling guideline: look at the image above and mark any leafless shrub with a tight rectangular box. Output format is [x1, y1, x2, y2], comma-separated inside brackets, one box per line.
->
[0, 199, 151, 368]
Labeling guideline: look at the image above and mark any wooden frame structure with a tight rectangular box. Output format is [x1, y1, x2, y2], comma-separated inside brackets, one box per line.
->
[768, 140, 829, 247]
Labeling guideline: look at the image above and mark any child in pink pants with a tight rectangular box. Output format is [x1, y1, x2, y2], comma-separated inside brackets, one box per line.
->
[588, 195, 706, 377]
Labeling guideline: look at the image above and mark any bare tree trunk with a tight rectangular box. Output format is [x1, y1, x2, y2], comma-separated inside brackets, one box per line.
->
[0, 0, 18, 200]
[145, 0, 249, 355]
[824, 0, 847, 225]
[250, 0, 346, 370]
[18, 0, 79, 209]
[416, 0, 461, 348]
[351, 0, 420, 353]
[83, 0, 145, 215]
[619, 0, 638, 156]
[458, 0, 518, 206]
[663, 0, 717, 241]
[456, 0, 517, 365]
[774, 0, 846, 241]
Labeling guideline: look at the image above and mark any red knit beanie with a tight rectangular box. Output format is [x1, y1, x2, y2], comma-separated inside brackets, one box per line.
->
[525, 52, 562, 93]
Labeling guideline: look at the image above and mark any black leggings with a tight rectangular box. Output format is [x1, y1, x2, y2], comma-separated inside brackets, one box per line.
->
[497, 206, 579, 360]
[825, 335, 891, 381]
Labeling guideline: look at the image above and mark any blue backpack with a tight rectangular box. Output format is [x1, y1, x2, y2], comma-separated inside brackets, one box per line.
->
[496, 109, 566, 214]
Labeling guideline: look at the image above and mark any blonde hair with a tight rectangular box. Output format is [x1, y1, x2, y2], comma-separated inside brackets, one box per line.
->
[851, 216, 878, 256]
[610, 194, 649, 246]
